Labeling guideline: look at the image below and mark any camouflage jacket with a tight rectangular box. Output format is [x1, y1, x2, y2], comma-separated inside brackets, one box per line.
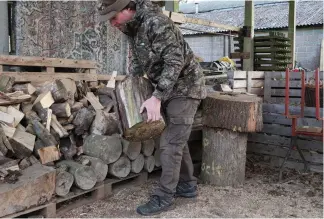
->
[124, 0, 206, 102]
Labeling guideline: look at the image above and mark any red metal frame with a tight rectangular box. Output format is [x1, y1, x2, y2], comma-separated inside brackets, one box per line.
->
[280, 68, 323, 180]
[284, 68, 323, 137]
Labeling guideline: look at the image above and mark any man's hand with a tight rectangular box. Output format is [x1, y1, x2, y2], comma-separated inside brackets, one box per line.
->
[140, 96, 161, 122]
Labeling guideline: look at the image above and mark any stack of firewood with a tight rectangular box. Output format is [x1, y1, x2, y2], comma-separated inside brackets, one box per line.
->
[0, 74, 161, 197]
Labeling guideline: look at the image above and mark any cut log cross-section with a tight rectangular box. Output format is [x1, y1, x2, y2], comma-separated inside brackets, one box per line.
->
[142, 139, 155, 156]
[202, 92, 263, 132]
[116, 76, 165, 141]
[144, 156, 155, 173]
[122, 139, 141, 160]
[77, 155, 108, 182]
[56, 160, 97, 190]
[83, 134, 123, 164]
[109, 156, 131, 178]
[131, 153, 144, 174]
[55, 164, 74, 197]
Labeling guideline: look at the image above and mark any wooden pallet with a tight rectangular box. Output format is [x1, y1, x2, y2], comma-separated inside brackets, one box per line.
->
[247, 103, 323, 172]
[263, 71, 324, 105]
[0, 55, 125, 83]
[227, 71, 264, 96]
[3, 171, 148, 218]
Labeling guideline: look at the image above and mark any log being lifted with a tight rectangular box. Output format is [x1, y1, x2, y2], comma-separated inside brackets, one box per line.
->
[201, 127, 247, 186]
[115, 76, 165, 141]
[56, 160, 97, 190]
[55, 164, 74, 197]
[122, 139, 141, 160]
[202, 92, 263, 132]
[77, 155, 108, 182]
[83, 134, 122, 164]
[109, 156, 131, 178]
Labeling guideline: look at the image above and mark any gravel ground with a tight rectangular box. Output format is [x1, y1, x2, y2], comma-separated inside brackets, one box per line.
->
[61, 164, 323, 218]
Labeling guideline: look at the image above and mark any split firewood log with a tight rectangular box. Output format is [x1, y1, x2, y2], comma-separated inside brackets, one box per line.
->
[50, 102, 71, 118]
[115, 76, 165, 141]
[12, 83, 36, 95]
[36, 80, 68, 102]
[90, 111, 119, 135]
[73, 107, 96, 135]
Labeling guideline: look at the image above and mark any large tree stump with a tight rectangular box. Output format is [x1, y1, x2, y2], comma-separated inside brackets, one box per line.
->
[109, 156, 131, 178]
[83, 134, 122, 164]
[56, 160, 97, 190]
[77, 155, 108, 182]
[115, 76, 165, 141]
[202, 92, 263, 132]
[201, 127, 247, 186]
[122, 139, 141, 160]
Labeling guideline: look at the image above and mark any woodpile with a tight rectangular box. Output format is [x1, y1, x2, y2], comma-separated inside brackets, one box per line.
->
[0, 73, 162, 198]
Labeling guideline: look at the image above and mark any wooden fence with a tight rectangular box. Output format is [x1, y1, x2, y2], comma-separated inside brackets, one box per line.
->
[227, 71, 323, 172]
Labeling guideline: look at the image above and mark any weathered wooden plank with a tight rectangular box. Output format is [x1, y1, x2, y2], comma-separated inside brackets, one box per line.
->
[261, 123, 292, 136]
[263, 113, 322, 127]
[270, 157, 323, 173]
[97, 74, 126, 81]
[270, 80, 301, 88]
[271, 89, 301, 97]
[248, 133, 323, 152]
[266, 97, 301, 105]
[247, 153, 323, 173]
[233, 88, 263, 96]
[233, 80, 264, 88]
[233, 71, 246, 79]
[262, 103, 322, 118]
[248, 71, 264, 78]
[1, 72, 97, 82]
[267, 71, 323, 80]
[0, 55, 96, 69]
[247, 142, 323, 164]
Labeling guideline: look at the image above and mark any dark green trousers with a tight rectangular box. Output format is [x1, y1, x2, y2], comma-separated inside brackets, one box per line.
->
[153, 97, 200, 198]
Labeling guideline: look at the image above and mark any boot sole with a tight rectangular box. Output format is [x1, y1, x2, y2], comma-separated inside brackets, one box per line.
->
[136, 204, 176, 216]
[175, 192, 197, 198]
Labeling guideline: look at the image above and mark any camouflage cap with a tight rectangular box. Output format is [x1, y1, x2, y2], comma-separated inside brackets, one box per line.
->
[98, 0, 131, 22]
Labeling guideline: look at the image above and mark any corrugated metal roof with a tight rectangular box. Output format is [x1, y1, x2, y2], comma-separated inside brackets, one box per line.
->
[180, 1, 323, 35]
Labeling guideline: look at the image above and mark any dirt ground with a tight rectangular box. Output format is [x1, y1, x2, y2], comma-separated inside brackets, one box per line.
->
[61, 164, 323, 218]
